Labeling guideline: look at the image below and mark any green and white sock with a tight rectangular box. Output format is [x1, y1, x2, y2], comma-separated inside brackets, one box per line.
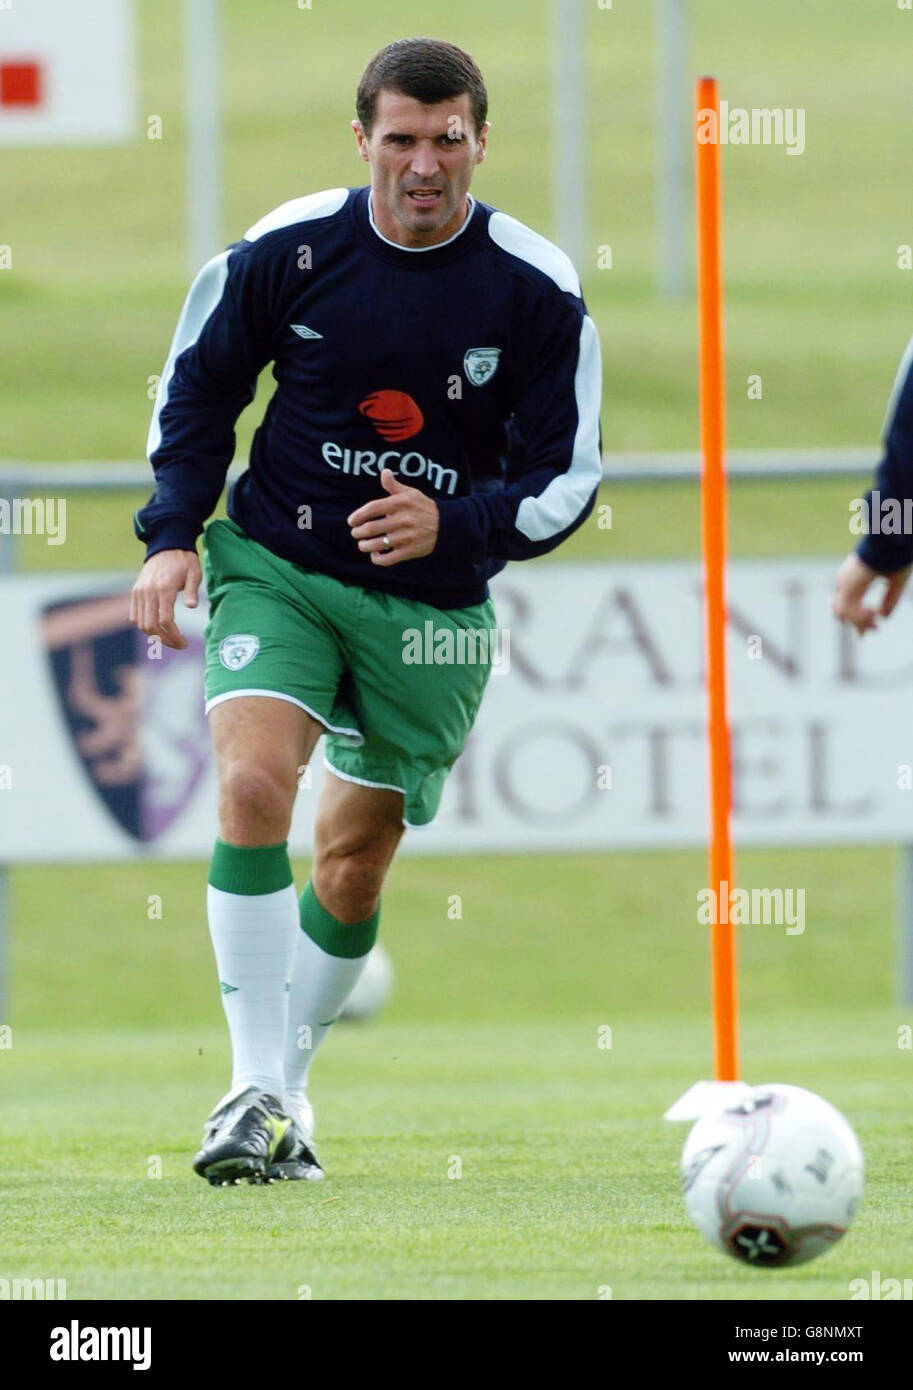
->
[284, 880, 379, 1134]
[207, 838, 298, 1099]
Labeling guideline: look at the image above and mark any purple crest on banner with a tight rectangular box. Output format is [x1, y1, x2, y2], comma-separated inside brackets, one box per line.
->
[41, 592, 209, 842]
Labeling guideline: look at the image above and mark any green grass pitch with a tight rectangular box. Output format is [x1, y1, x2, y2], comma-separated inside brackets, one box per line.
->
[2, 0, 913, 1299]
[4, 848, 911, 1299]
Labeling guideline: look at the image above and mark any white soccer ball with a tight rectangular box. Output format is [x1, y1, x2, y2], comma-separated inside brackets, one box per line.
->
[338, 943, 394, 1022]
[680, 1083, 864, 1267]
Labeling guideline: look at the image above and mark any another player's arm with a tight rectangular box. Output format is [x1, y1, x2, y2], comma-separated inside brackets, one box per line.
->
[833, 336, 913, 635]
[348, 285, 603, 567]
[131, 245, 274, 648]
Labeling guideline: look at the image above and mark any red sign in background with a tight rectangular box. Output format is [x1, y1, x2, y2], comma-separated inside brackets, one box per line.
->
[0, 61, 43, 106]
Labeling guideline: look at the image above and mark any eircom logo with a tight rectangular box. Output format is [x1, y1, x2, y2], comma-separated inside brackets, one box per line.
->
[323, 387, 457, 493]
[321, 441, 458, 495]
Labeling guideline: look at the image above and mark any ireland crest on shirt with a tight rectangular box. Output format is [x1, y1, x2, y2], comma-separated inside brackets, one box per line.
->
[463, 347, 501, 386]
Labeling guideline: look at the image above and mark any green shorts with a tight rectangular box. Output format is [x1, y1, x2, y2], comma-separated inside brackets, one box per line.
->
[202, 518, 497, 827]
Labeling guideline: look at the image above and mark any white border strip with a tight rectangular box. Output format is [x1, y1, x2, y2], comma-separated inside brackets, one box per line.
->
[204, 688, 364, 744]
[368, 190, 475, 252]
[323, 756, 434, 831]
[322, 756, 405, 797]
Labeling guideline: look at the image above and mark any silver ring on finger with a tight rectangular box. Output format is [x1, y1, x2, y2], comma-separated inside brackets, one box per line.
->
[382, 533, 393, 552]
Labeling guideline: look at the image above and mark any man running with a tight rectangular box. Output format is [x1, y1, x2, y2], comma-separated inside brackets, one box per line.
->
[130, 37, 603, 1185]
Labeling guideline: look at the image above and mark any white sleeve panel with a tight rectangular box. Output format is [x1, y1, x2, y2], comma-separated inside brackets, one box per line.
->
[244, 188, 349, 242]
[514, 314, 603, 542]
[881, 331, 913, 443]
[486, 209, 582, 296]
[146, 251, 230, 459]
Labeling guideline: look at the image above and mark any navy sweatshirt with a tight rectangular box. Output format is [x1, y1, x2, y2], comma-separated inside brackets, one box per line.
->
[134, 186, 604, 609]
[857, 336, 913, 575]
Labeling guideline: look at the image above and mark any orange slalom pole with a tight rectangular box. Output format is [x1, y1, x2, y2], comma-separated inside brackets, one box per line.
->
[695, 76, 739, 1083]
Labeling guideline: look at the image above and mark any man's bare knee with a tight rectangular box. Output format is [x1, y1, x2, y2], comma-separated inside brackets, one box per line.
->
[209, 696, 322, 846]
[219, 762, 297, 845]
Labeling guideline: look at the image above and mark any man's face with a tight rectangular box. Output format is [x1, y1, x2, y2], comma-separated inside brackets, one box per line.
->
[352, 90, 488, 248]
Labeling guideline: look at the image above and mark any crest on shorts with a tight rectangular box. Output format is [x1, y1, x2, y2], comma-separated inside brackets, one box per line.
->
[463, 347, 501, 386]
[219, 634, 260, 671]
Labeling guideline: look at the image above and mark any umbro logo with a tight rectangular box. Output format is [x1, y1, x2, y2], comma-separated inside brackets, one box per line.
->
[291, 323, 323, 340]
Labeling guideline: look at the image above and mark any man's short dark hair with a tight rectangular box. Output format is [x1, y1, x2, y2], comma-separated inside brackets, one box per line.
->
[356, 37, 488, 138]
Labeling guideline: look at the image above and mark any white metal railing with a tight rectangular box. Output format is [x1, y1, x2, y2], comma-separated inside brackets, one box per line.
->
[0, 447, 879, 493]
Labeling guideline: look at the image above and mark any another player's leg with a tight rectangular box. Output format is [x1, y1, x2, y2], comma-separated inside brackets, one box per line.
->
[276, 771, 405, 1179]
[194, 695, 323, 1185]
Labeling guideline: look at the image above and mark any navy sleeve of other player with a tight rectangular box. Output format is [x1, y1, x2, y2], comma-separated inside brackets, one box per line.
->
[857, 335, 913, 575]
[133, 242, 275, 559]
[433, 291, 603, 564]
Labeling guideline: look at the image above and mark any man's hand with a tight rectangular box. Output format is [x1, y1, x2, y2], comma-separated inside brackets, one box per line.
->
[832, 552, 911, 635]
[130, 549, 202, 650]
[347, 468, 439, 567]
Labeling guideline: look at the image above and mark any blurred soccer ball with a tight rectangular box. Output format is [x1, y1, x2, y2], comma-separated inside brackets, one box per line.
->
[338, 943, 394, 1022]
[680, 1083, 864, 1267]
